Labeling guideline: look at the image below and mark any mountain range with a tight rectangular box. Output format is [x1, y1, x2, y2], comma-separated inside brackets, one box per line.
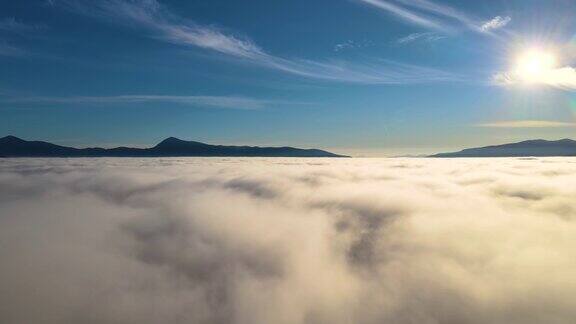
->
[0, 136, 347, 158]
[432, 139, 576, 157]
[3, 136, 575, 158]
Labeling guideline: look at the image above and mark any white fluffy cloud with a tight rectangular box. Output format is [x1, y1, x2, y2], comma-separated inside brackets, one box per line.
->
[1, 157, 576, 323]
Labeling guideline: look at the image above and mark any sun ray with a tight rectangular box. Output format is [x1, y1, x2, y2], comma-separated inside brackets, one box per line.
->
[514, 48, 558, 83]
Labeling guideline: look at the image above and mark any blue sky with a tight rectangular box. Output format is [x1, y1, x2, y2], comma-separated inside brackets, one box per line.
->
[1, 0, 576, 155]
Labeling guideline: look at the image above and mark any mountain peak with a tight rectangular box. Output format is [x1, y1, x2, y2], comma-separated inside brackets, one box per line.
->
[0, 135, 346, 158]
[0, 135, 25, 144]
[154, 137, 208, 149]
[159, 137, 184, 144]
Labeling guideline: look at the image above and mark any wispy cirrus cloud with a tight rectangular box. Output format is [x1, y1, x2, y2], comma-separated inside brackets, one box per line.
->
[475, 120, 576, 128]
[0, 18, 47, 57]
[0, 42, 26, 57]
[358, 0, 510, 35]
[396, 32, 446, 44]
[358, 0, 446, 31]
[0, 18, 46, 34]
[1, 95, 284, 110]
[396, 0, 477, 30]
[54, 0, 458, 84]
[333, 40, 373, 52]
[480, 16, 511, 32]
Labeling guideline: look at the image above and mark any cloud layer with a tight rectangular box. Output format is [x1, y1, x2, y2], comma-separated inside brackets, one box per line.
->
[1, 157, 576, 324]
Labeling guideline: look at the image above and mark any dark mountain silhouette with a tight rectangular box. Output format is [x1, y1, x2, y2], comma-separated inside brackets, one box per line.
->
[431, 139, 576, 157]
[0, 136, 347, 158]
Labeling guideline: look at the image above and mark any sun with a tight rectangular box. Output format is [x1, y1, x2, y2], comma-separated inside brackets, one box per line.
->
[514, 49, 557, 82]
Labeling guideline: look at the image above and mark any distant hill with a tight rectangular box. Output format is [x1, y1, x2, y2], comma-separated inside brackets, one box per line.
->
[431, 139, 576, 157]
[0, 136, 347, 158]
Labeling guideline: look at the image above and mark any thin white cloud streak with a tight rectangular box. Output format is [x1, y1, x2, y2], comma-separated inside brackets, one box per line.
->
[265, 57, 456, 83]
[2, 158, 576, 323]
[0, 18, 45, 34]
[333, 40, 373, 52]
[358, 0, 446, 31]
[0, 42, 26, 57]
[494, 66, 576, 90]
[0, 18, 46, 57]
[480, 16, 511, 32]
[476, 120, 576, 128]
[358, 0, 510, 35]
[396, 0, 479, 30]
[1, 95, 280, 110]
[57, 0, 268, 59]
[56, 0, 458, 84]
[396, 32, 446, 44]
[334, 41, 354, 52]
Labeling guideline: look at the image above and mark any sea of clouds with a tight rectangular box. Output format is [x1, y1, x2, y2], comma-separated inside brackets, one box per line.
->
[1, 157, 576, 324]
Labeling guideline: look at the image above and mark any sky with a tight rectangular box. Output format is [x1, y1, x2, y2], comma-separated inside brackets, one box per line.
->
[0, 0, 576, 156]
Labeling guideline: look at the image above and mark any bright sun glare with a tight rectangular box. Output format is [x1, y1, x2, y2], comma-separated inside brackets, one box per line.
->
[514, 49, 557, 82]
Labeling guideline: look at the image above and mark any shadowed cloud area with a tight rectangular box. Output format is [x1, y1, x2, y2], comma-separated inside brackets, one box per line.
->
[1, 157, 576, 323]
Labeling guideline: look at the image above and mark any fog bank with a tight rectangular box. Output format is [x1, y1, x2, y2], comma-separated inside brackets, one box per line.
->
[1, 157, 575, 324]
